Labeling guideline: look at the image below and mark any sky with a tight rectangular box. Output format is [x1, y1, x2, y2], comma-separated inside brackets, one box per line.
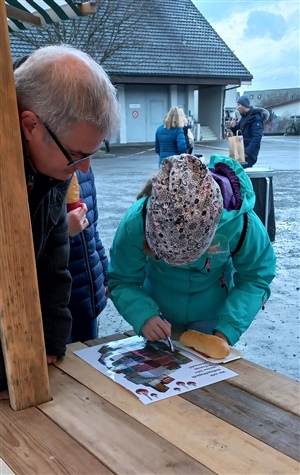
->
[191, 0, 300, 92]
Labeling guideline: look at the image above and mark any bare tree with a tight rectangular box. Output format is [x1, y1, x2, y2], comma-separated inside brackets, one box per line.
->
[11, 0, 144, 64]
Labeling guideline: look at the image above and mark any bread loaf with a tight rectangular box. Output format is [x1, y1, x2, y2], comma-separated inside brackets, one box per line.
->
[180, 330, 230, 359]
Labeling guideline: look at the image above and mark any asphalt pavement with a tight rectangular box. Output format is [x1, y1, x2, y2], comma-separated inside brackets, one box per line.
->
[94, 135, 300, 171]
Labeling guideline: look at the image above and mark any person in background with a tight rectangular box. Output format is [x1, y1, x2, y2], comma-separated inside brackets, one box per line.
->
[108, 154, 276, 347]
[182, 113, 194, 155]
[0, 45, 120, 400]
[230, 95, 269, 167]
[155, 106, 187, 166]
[103, 139, 111, 153]
[67, 169, 108, 342]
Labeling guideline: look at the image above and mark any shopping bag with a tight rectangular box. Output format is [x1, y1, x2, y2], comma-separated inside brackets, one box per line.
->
[227, 130, 245, 163]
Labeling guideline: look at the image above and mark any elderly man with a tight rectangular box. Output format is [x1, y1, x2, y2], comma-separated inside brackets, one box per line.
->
[0, 45, 120, 399]
[230, 95, 269, 167]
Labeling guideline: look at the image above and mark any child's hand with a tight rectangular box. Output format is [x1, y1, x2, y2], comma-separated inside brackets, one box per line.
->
[46, 355, 58, 365]
[68, 203, 88, 237]
[142, 316, 171, 341]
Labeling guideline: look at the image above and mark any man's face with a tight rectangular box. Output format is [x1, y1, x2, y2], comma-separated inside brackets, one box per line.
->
[236, 103, 249, 115]
[20, 112, 105, 180]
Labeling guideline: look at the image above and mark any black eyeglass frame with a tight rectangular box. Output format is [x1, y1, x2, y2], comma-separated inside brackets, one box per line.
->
[43, 123, 93, 167]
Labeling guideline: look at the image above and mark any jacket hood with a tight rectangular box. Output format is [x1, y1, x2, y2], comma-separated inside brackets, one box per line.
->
[208, 154, 256, 225]
[252, 107, 270, 122]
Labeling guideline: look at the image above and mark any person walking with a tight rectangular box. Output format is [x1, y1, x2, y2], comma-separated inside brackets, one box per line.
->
[108, 154, 276, 347]
[67, 168, 108, 342]
[230, 95, 269, 167]
[155, 106, 187, 166]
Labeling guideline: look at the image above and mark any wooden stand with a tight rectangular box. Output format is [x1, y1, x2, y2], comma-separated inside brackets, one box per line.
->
[0, 0, 50, 410]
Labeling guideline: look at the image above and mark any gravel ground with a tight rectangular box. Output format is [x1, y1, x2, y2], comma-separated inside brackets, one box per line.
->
[93, 136, 300, 381]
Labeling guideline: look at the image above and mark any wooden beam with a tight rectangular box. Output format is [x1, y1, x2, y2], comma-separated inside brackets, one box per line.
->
[0, 0, 50, 410]
[78, 1, 96, 15]
[6, 4, 41, 26]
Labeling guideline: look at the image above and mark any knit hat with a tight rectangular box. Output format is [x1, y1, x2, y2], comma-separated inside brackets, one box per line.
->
[146, 155, 223, 266]
[237, 95, 251, 108]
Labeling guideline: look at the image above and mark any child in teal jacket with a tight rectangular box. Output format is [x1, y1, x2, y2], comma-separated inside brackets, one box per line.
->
[108, 154, 276, 346]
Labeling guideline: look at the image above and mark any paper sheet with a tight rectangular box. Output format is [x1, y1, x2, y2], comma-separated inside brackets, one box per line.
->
[74, 336, 238, 405]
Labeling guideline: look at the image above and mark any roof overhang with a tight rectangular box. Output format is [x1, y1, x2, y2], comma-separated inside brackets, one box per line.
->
[109, 74, 252, 87]
[6, 0, 96, 32]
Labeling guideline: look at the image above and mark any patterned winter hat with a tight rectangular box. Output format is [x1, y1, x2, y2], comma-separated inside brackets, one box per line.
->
[146, 155, 223, 266]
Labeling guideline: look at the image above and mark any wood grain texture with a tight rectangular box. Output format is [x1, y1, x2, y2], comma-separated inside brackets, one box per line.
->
[40, 366, 212, 475]
[226, 359, 299, 416]
[88, 334, 300, 417]
[0, 400, 114, 474]
[182, 381, 300, 461]
[0, 1, 50, 409]
[53, 343, 299, 474]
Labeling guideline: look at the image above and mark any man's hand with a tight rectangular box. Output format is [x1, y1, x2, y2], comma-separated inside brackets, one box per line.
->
[142, 316, 171, 341]
[68, 203, 88, 237]
[46, 355, 58, 365]
[0, 389, 9, 400]
[230, 117, 237, 128]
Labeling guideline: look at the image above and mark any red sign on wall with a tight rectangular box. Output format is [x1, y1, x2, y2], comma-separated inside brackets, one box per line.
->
[132, 110, 138, 118]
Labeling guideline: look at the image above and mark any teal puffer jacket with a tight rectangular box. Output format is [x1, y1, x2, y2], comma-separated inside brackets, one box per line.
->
[108, 155, 276, 345]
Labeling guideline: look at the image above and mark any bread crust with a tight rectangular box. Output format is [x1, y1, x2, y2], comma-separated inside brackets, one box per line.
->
[180, 330, 230, 359]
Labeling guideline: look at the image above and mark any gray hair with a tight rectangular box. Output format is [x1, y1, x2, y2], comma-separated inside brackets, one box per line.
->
[14, 45, 120, 140]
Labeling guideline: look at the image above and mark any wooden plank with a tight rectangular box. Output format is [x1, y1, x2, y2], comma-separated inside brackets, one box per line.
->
[54, 343, 299, 475]
[182, 382, 300, 461]
[87, 334, 300, 417]
[226, 359, 299, 416]
[0, 0, 50, 409]
[5, 4, 41, 25]
[40, 366, 212, 475]
[84, 333, 126, 346]
[0, 400, 114, 475]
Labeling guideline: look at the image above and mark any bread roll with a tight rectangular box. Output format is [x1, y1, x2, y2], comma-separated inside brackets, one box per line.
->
[180, 330, 230, 359]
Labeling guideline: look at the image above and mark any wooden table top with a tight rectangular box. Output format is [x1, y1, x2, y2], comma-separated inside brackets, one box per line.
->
[1, 332, 299, 475]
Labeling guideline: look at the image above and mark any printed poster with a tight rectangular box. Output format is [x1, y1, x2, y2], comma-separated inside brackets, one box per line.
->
[74, 336, 238, 405]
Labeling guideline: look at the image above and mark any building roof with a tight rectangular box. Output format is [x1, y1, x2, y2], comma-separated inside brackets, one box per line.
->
[10, 0, 252, 85]
[243, 88, 300, 108]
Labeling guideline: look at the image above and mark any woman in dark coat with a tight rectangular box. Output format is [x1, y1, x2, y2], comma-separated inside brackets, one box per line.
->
[67, 168, 108, 342]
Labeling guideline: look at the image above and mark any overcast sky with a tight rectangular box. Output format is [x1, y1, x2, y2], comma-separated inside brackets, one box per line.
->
[191, 0, 299, 92]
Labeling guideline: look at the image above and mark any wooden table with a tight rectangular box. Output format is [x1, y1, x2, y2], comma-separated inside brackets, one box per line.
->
[1, 332, 299, 475]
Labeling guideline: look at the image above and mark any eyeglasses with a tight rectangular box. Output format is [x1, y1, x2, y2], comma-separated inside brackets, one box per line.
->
[43, 123, 93, 167]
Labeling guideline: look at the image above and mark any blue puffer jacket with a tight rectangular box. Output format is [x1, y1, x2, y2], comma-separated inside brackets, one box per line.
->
[68, 168, 108, 341]
[231, 107, 269, 167]
[155, 124, 187, 165]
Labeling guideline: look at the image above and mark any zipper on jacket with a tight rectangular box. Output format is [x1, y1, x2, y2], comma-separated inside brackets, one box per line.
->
[27, 175, 35, 193]
[200, 257, 211, 272]
[262, 295, 265, 310]
[81, 231, 96, 319]
[219, 273, 228, 295]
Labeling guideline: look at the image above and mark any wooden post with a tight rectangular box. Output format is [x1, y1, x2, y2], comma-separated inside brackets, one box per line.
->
[0, 0, 51, 410]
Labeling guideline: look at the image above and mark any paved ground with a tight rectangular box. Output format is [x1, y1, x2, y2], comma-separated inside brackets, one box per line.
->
[92, 135, 300, 380]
